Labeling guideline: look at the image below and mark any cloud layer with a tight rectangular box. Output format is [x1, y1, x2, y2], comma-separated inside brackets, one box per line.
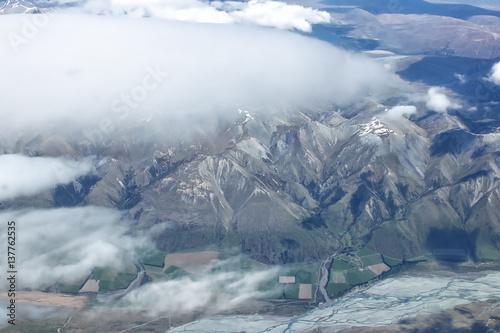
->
[67, 0, 331, 32]
[0, 155, 93, 201]
[0, 13, 395, 136]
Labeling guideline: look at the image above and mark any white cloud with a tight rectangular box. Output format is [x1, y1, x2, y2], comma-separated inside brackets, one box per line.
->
[377, 105, 417, 133]
[454, 73, 467, 84]
[0, 14, 396, 137]
[384, 105, 417, 121]
[0, 155, 93, 201]
[122, 258, 279, 317]
[0, 207, 143, 290]
[74, 0, 331, 32]
[215, 0, 331, 32]
[426, 87, 452, 112]
[487, 61, 500, 85]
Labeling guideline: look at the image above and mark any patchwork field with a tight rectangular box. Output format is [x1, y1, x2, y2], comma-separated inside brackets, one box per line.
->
[277, 262, 320, 300]
[79, 279, 99, 293]
[298, 284, 312, 299]
[368, 263, 391, 276]
[327, 247, 401, 296]
[0, 291, 87, 307]
[87, 261, 138, 292]
[139, 248, 167, 267]
[163, 251, 219, 273]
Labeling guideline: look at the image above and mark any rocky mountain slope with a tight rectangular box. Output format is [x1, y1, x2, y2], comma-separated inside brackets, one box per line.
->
[2, 89, 500, 265]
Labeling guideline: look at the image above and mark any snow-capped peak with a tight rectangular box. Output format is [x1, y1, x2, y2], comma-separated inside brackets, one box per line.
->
[359, 118, 394, 137]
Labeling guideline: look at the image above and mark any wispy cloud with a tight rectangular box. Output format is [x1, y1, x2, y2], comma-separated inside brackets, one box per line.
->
[0, 205, 278, 317]
[0, 155, 93, 201]
[454, 73, 467, 84]
[383, 105, 417, 122]
[380, 104, 418, 131]
[122, 257, 280, 317]
[0, 207, 143, 290]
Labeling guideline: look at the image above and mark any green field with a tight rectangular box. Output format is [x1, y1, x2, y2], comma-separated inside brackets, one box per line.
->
[327, 283, 351, 295]
[89, 262, 138, 291]
[138, 248, 166, 267]
[474, 240, 500, 261]
[295, 270, 313, 284]
[407, 255, 429, 262]
[360, 254, 384, 267]
[330, 259, 353, 270]
[99, 273, 137, 290]
[383, 255, 403, 267]
[284, 283, 300, 299]
[345, 269, 377, 285]
[57, 275, 88, 293]
[356, 247, 377, 257]
[58, 283, 84, 293]
[164, 265, 190, 280]
[257, 275, 283, 298]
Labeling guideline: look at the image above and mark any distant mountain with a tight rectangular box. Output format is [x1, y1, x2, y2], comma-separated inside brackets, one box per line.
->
[315, 7, 500, 59]
[321, 0, 500, 20]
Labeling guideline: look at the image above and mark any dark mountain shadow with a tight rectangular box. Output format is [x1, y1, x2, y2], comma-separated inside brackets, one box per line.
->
[426, 227, 468, 261]
[426, 227, 479, 262]
[397, 56, 500, 105]
[430, 129, 477, 157]
[53, 174, 101, 207]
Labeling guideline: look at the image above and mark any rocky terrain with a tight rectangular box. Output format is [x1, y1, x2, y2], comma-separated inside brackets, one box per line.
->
[2, 85, 500, 266]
